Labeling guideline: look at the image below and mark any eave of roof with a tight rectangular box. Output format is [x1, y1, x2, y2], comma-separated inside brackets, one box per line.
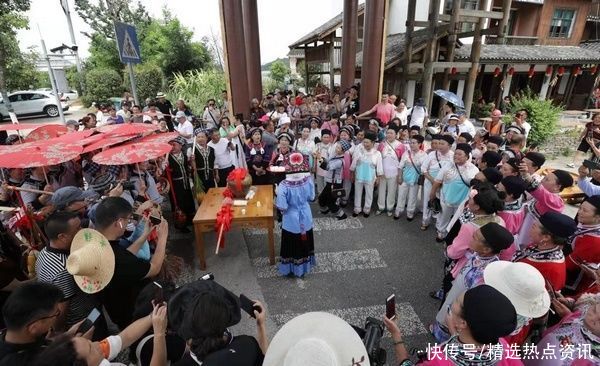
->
[455, 44, 600, 64]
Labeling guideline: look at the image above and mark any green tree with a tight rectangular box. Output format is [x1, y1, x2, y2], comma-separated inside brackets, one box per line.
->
[0, 0, 31, 113]
[86, 34, 122, 73]
[507, 88, 562, 145]
[82, 68, 123, 106]
[168, 69, 225, 114]
[74, 0, 151, 39]
[140, 13, 212, 79]
[124, 63, 163, 103]
[269, 59, 290, 85]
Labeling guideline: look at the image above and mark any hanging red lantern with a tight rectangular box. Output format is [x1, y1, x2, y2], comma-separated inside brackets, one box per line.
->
[591, 65, 598, 75]
[451, 67, 457, 75]
[558, 66, 565, 76]
[508, 67, 515, 76]
[528, 66, 535, 78]
[545, 66, 553, 75]
[574, 66, 582, 76]
[493, 67, 501, 77]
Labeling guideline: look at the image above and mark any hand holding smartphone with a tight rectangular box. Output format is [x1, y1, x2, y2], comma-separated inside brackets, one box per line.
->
[239, 294, 262, 319]
[153, 281, 164, 304]
[77, 308, 101, 335]
[386, 294, 396, 320]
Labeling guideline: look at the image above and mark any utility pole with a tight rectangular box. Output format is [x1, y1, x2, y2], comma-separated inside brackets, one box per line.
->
[60, 0, 84, 93]
[40, 28, 66, 124]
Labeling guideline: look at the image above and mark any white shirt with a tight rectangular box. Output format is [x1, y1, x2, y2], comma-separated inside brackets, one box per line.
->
[421, 150, 454, 177]
[458, 119, 476, 137]
[309, 128, 321, 142]
[175, 120, 194, 144]
[208, 138, 233, 169]
[407, 106, 428, 128]
[395, 109, 408, 125]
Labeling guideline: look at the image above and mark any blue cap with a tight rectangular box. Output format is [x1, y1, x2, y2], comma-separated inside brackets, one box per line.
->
[50, 186, 98, 210]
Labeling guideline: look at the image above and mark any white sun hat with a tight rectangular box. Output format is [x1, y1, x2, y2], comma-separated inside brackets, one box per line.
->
[263, 312, 370, 366]
[484, 261, 551, 318]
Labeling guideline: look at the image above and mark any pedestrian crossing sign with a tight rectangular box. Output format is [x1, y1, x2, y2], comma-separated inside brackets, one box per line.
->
[114, 22, 141, 64]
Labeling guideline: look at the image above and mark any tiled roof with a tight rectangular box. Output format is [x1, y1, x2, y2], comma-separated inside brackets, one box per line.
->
[289, 3, 365, 48]
[455, 44, 600, 63]
[580, 41, 600, 54]
[356, 26, 449, 69]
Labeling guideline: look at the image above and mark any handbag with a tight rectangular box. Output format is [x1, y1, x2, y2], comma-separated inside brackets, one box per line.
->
[407, 150, 424, 186]
[330, 183, 346, 199]
[428, 197, 442, 213]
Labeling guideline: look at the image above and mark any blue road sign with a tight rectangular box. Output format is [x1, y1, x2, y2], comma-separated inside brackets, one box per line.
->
[114, 22, 141, 64]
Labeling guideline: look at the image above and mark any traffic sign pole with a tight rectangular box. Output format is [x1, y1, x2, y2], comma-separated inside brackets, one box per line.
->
[128, 63, 139, 106]
[40, 29, 66, 124]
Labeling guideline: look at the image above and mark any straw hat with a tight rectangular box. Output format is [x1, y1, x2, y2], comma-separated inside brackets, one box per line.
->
[67, 228, 115, 294]
[483, 261, 550, 318]
[263, 312, 370, 366]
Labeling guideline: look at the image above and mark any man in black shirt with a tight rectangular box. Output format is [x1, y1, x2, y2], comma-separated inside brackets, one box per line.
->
[0, 282, 63, 365]
[93, 197, 168, 330]
[155, 92, 174, 131]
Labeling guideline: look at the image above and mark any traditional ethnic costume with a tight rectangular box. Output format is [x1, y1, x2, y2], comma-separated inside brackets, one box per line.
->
[245, 128, 272, 186]
[167, 136, 196, 225]
[269, 132, 295, 186]
[192, 142, 216, 192]
[275, 153, 316, 277]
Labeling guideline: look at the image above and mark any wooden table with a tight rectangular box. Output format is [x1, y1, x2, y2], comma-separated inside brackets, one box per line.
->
[192, 185, 275, 270]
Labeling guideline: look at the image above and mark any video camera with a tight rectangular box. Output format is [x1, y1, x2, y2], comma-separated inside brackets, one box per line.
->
[353, 317, 386, 366]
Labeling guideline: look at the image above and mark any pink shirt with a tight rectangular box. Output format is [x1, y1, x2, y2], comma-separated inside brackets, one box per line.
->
[375, 103, 396, 126]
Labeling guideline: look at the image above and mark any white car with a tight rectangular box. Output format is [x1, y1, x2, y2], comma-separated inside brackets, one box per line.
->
[0, 91, 69, 121]
[37, 88, 79, 101]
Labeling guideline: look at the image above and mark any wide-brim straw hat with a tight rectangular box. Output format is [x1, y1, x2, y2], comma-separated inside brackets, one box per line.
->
[263, 312, 370, 366]
[67, 228, 115, 294]
[483, 261, 550, 318]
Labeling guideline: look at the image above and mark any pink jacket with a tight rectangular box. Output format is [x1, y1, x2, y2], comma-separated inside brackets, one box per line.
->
[447, 216, 508, 278]
[341, 151, 352, 180]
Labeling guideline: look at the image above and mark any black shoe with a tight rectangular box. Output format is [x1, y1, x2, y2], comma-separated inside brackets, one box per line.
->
[352, 212, 359, 217]
[337, 213, 347, 220]
[407, 216, 414, 222]
[393, 215, 400, 220]
[435, 236, 445, 243]
[363, 212, 370, 218]
[429, 290, 443, 300]
[319, 208, 330, 214]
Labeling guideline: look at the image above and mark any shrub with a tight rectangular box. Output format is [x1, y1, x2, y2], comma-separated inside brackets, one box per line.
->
[82, 68, 123, 107]
[167, 69, 226, 114]
[508, 89, 563, 146]
[124, 63, 164, 104]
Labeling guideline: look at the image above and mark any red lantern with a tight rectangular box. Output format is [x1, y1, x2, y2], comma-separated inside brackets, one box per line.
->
[451, 67, 457, 75]
[508, 67, 515, 76]
[545, 66, 553, 75]
[591, 65, 598, 75]
[558, 66, 565, 76]
[493, 67, 501, 77]
[574, 66, 582, 76]
[528, 66, 535, 78]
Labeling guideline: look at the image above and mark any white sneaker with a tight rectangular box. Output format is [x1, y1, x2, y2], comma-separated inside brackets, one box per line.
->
[387, 211, 393, 217]
[375, 210, 383, 216]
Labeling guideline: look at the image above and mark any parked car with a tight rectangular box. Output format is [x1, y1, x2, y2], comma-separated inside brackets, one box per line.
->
[37, 88, 79, 101]
[0, 91, 69, 121]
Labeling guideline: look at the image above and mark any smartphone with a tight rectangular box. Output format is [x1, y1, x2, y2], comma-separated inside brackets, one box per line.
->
[153, 281, 164, 304]
[132, 212, 162, 226]
[239, 294, 261, 318]
[77, 308, 101, 334]
[588, 130, 594, 140]
[583, 159, 600, 171]
[386, 294, 396, 320]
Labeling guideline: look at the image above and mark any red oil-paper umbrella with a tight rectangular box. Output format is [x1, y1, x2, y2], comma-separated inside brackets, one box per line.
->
[137, 132, 180, 145]
[0, 123, 52, 132]
[82, 134, 138, 154]
[92, 141, 172, 165]
[24, 124, 68, 142]
[54, 129, 96, 144]
[97, 123, 157, 136]
[0, 140, 83, 169]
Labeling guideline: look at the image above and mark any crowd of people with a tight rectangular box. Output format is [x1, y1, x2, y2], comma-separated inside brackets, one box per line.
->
[0, 83, 599, 365]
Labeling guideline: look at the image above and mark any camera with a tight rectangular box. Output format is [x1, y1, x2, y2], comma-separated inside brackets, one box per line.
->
[121, 181, 136, 191]
[353, 317, 386, 366]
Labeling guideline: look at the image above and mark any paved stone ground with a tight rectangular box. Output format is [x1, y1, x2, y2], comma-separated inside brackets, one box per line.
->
[169, 197, 445, 363]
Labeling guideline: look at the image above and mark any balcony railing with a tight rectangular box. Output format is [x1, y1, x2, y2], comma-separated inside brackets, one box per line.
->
[486, 35, 538, 46]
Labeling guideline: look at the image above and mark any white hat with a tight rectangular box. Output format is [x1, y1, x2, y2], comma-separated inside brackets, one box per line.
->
[484, 261, 550, 318]
[278, 116, 291, 127]
[67, 228, 115, 294]
[263, 312, 370, 366]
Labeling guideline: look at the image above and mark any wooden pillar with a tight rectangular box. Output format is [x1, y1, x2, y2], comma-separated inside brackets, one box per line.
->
[341, 0, 358, 90]
[495, 64, 508, 107]
[464, 0, 490, 116]
[220, 0, 250, 118]
[401, 0, 417, 99]
[442, 0, 461, 91]
[304, 59, 310, 91]
[496, 0, 512, 44]
[359, 0, 388, 112]
[242, 0, 262, 102]
[421, 0, 441, 110]
[329, 40, 335, 91]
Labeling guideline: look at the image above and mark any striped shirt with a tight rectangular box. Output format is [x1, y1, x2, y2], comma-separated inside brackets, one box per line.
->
[35, 246, 98, 327]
